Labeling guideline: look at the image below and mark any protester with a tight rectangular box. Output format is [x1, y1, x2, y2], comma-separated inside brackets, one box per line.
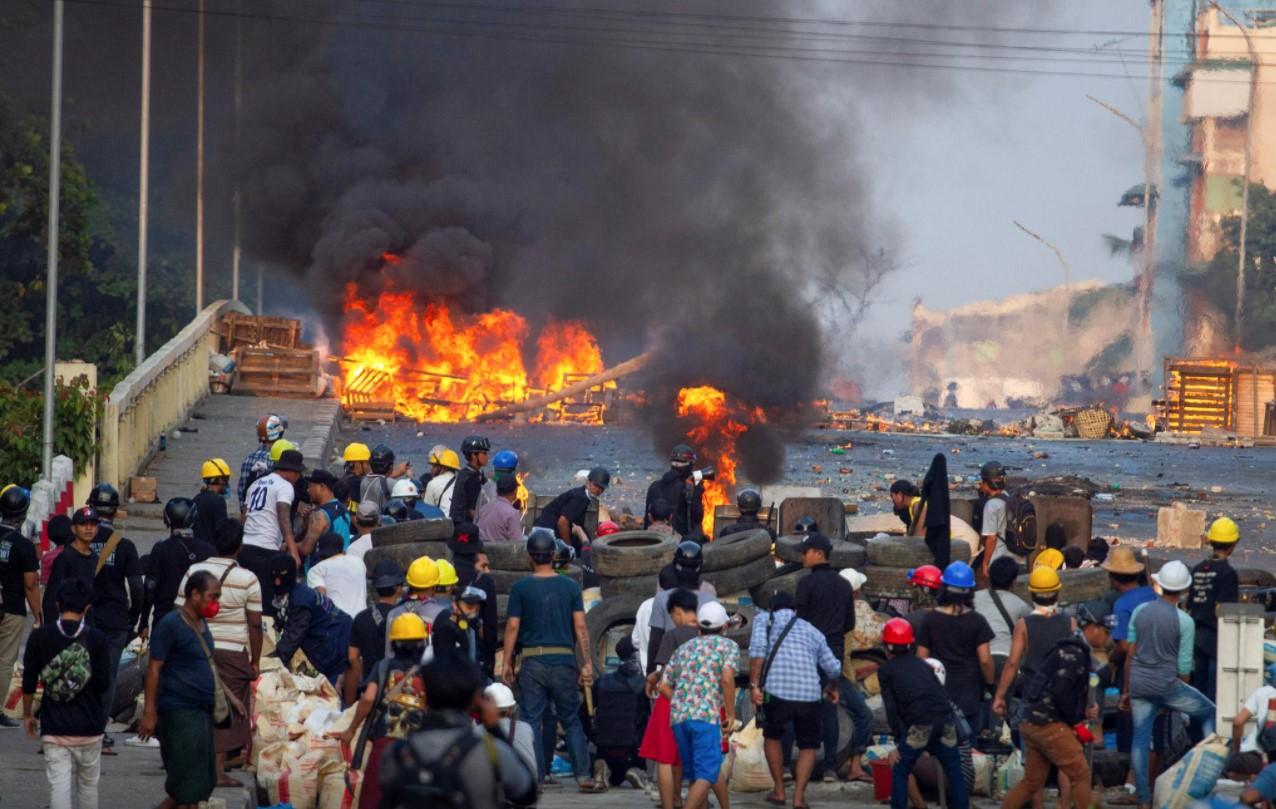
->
[139, 497, 215, 637]
[1061, 546, 1087, 570]
[646, 498, 680, 539]
[1120, 560, 1216, 808]
[301, 470, 352, 564]
[43, 507, 99, 626]
[423, 448, 461, 516]
[642, 587, 702, 809]
[269, 552, 353, 685]
[450, 436, 491, 524]
[239, 414, 285, 511]
[1239, 726, 1276, 807]
[633, 566, 680, 673]
[383, 556, 440, 655]
[21, 578, 109, 809]
[193, 459, 232, 547]
[915, 453, 953, 568]
[345, 559, 404, 706]
[890, 479, 922, 533]
[450, 524, 498, 676]
[916, 561, 995, 730]
[501, 529, 600, 790]
[430, 585, 487, 663]
[174, 520, 262, 785]
[0, 483, 40, 729]
[359, 444, 400, 509]
[1188, 516, 1241, 704]
[140, 570, 230, 809]
[717, 488, 775, 540]
[749, 591, 841, 807]
[476, 474, 525, 542]
[975, 461, 1019, 579]
[345, 501, 381, 561]
[974, 556, 1031, 662]
[660, 601, 738, 809]
[647, 541, 717, 674]
[878, 618, 969, 809]
[904, 564, 943, 635]
[485, 682, 539, 775]
[40, 513, 73, 586]
[593, 636, 649, 788]
[1228, 679, 1276, 779]
[534, 466, 610, 552]
[420, 559, 460, 627]
[392, 478, 443, 520]
[306, 531, 367, 618]
[240, 449, 306, 614]
[645, 444, 705, 540]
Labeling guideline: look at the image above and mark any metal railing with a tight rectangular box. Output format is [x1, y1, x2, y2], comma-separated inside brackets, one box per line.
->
[98, 299, 249, 489]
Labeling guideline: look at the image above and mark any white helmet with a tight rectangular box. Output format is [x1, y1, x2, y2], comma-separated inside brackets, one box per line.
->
[924, 657, 947, 686]
[391, 479, 419, 499]
[484, 682, 516, 710]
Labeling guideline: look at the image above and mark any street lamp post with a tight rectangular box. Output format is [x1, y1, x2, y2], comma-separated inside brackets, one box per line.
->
[136, 0, 151, 364]
[42, 0, 65, 481]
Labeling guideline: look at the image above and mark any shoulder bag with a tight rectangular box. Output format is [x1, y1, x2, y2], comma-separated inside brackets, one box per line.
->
[178, 611, 241, 728]
[754, 612, 798, 726]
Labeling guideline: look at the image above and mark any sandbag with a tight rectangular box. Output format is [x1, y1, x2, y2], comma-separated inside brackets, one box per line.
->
[260, 749, 328, 809]
[317, 756, 358, 809]
[729, 719, 773, 793]
[846, 601, 887, 653]
[1153, 735, 1230, 809]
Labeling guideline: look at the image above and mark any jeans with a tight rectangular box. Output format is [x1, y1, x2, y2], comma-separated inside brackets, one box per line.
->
[1131, 681, 1216, 804]
[518, 658, 590, 780]
[820, 676, 873, 773]
[99, 628, 129, 728]
[43, 740, 101, 809]
[1002, 722, 1092, 809]
[892, 722, 968, 809]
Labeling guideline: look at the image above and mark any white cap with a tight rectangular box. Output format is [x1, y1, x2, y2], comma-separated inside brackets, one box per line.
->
[1152, 559, 1192, 593]
[925, 657, 947, 685]
[391, 479, 419, 499]
[697, 601, 730, 630]
[484, 682, 516, 709]
[839, 568, 867, 591]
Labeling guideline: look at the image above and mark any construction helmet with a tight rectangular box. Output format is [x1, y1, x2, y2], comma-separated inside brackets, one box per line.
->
[343, 442, 372, 463]
[461, 435, 491, 456]
[793, 516, 818, 535]
[1034, 548, 1065, 571]
[388, 613, 428, 643]
[492, 450, 518, 473]
[907, 564, 943, 591]
[435, 559, 459, 587]
[370, 444, 395, 475]
[269, 439, 296, 463]
[1206, 516, 1240, 544]
[736, 489, 762, 513]
[0, 485, 30, 520]
[586, 467, 611, 490]
[940, 561, 976, 590]
[882, 618, 915, 647]
[1028, 565, 1062, 594]
[427, 444, 449, 465]
[596, 520, 621, 537]
[670, 444, 696, 465]
[163, 497, 196, 530]
[980, 461, 1006, 484]
[526, 527, 556, 563]
[406, 556, 439, 590]
[435, 449, 461, 471]
[673, 541, 704, 576]
[257, 413, 286, 442]
[391, 479, 419, 500]
[201, 458, 232, 481]
[88, 483, 120, 515]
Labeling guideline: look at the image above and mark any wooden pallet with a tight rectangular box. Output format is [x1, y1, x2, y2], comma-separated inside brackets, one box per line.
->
[232, 346, 321, 398]
[218, 312, 303, 352]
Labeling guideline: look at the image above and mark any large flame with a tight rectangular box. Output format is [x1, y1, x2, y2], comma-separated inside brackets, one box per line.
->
[676, 385, 751, 538]
[338, 284, 609, 423]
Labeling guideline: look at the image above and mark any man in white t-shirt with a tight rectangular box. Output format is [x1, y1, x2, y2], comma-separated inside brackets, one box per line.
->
[1228, 682, 1276, 778]
[345, 501, 381, 562]
[239, 449, 305, 615]
[307, 532, 367, 618]
[977, 461, 1024, 579]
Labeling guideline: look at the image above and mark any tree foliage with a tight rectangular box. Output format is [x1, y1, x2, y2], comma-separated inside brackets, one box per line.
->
[0, 375, 103, 488]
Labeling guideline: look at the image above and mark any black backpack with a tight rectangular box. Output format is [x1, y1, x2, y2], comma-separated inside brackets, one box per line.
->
[381, 723, 502, 809]
[997, 492, 1038, 558]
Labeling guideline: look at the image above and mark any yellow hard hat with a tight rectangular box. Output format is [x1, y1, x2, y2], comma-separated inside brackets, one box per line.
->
[1206, 516, 1240, 544]
[269, 438, 297, 462]
[435, 449, 461, 471]
[435, 559, 459, 587]
[1028, 565, 1062, 594]
[343, 442, 371, 463]
[1033, 548, 1065, 571]
[201, 458, 231, 480]
[406, 556, 439, 589]
[388, 613, 428, 642]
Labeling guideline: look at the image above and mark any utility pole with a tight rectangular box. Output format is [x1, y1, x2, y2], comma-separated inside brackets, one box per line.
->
[1013, 220, 1073, 370]
[195, 0, 206, 313]
[42, 0, 65, 481]
[1142, 0, 1164, 391]
[136, 0, 151, 364]
[231, 0, 242, 302]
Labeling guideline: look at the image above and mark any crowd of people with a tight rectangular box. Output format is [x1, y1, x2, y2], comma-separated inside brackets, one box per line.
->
[0, 414, 1271, 809]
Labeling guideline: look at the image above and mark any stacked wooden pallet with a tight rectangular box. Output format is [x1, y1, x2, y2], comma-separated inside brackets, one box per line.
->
[232, 345, 322, 398]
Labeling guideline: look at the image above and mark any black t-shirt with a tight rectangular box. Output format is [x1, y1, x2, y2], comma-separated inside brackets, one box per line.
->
[431, 613, 472, 660]
[22, 619, 111, 737]
[191, 490, 229, 547]
[44, 545, 99, 627]
[89, 524, 143, 632]
[449, 467, 486, 523]
[0, 525, 39, 617]
[533, 487, 592, 538]
[350, 602, 394, 675]
[145, 534, 216, 630]
[645, 470, 703, 538]
[879, 653, 955, 741]
[1188, 557, 1240, 650]
[796, 563, 855, 660]
[916, 608, 995, 718]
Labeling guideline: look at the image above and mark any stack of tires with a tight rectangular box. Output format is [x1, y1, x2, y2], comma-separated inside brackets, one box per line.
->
[749, 535, 867, 608]
[860, 535, 972, 603]
[361, 518, 453, 573]
[483, 539, 585, 610]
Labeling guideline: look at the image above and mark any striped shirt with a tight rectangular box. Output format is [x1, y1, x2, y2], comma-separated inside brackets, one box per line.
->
[175, 557, 263, 653]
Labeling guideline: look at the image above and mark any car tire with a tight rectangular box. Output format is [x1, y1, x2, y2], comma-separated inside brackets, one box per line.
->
[370, 517, 453, 547]
[702, 555, 776, 596]
[774, 535, 867, 569]
[702, 529, 772, 572]
[362, 541, 450, 575]
[865, 535, 971, 568]
[860, 565, 917, 601]
[483, 540, 531, 571]
[591, 531, 678, 578]
[585, 593, 646, 673]
[598, 573, 660, 600]
[488, 563, 584, 595]
[748, 565, 808, 609]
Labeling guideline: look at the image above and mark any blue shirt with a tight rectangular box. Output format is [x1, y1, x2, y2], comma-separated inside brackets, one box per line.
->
[748, 609, 841, 703]
[412, 501, 446, 520]
[508, 574, 583, 665]
[149, 611, 216, 712]
[237, 445, 272, 507]
[1254, 763, 1276, 801]
[1112, 586, 1156, 643]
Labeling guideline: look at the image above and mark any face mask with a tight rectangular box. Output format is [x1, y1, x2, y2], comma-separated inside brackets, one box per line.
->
[586, 488, 599, 501]
[200, 601, 221, 619]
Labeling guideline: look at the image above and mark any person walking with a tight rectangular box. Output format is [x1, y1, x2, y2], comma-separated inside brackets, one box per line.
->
[916, 562, 996, 731]
[192, 459, 232, 547]
[647, 542, 717, 673]
[749, 591, 842, 808]
[21, 578, 109, 809]
[306, 532, 367, 618]
[1120, 560, 1216, 809]
[1188, 516, 1242, 704]
[238, 414, 285, 512]
[344, 559, 404, 706]
[794, 532, 874, 784]
[138, 498, 215, 638]
[240, 449, 306, 614]
[660, 601, 738, 809]
[0, 484, 40, 729]
[641, 587, 702, 809]
[175, 520, 263, 786]
[501, 529, 602, 791]
[878, 618, 969, 809]
[140, 570, 234, 809]
[269, 553, 352, 685]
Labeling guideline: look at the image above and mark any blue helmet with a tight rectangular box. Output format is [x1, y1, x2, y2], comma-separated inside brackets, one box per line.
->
[941, 561, 976, 590]
[492, 449, 518, 473]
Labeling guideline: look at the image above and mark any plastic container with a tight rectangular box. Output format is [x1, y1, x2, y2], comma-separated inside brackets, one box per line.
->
[872, 760, 893, 801]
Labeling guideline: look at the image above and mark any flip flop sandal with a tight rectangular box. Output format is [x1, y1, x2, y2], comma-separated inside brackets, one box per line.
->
[765, 794, 787, 805]
[579, 780, 609, 793]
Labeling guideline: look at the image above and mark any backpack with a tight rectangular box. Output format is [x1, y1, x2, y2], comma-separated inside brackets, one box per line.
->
[382, 723, 503, 809]
[996, 492, 1038, 558]
[1018, 636, 1089, 716]
[41, 622, 92, 703]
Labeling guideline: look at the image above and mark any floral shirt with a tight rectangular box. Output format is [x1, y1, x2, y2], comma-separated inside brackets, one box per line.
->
[662, 634, 739, 725]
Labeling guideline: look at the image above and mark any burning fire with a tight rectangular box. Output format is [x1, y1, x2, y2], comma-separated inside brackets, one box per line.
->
[338, 284, 609, 423]
[676, 385, 755, 538]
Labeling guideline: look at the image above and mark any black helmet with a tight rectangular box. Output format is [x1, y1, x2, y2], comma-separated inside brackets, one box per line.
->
[370, 444, 395, 475]
[88, 483, 120, 515]
[586, 467, 611, 490]
[980, 461, 1006, 484]
[737, 488, 762, 514]
[383, 498, 411, 522]
[793, 515, 818, 534]
[0, 485, 30, 520]
[163, 497, 195, 530]
[553, 538, 576, 569]
[673, 540, 703, 576]
[461, 435, 491, 456]
[526, 527, 556, 562]
[670, 444, 696, 465]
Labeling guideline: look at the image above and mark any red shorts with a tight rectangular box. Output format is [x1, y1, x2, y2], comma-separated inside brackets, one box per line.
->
[639, 695, 680, 765]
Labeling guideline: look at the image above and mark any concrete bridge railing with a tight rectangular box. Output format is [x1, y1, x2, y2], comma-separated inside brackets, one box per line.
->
[99, 299, 249, 490]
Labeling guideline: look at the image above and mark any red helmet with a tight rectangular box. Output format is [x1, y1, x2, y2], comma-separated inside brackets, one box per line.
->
[907, 564, 943, 591]
[596, 520, 621, 537]
[882, 618, 915, 646]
